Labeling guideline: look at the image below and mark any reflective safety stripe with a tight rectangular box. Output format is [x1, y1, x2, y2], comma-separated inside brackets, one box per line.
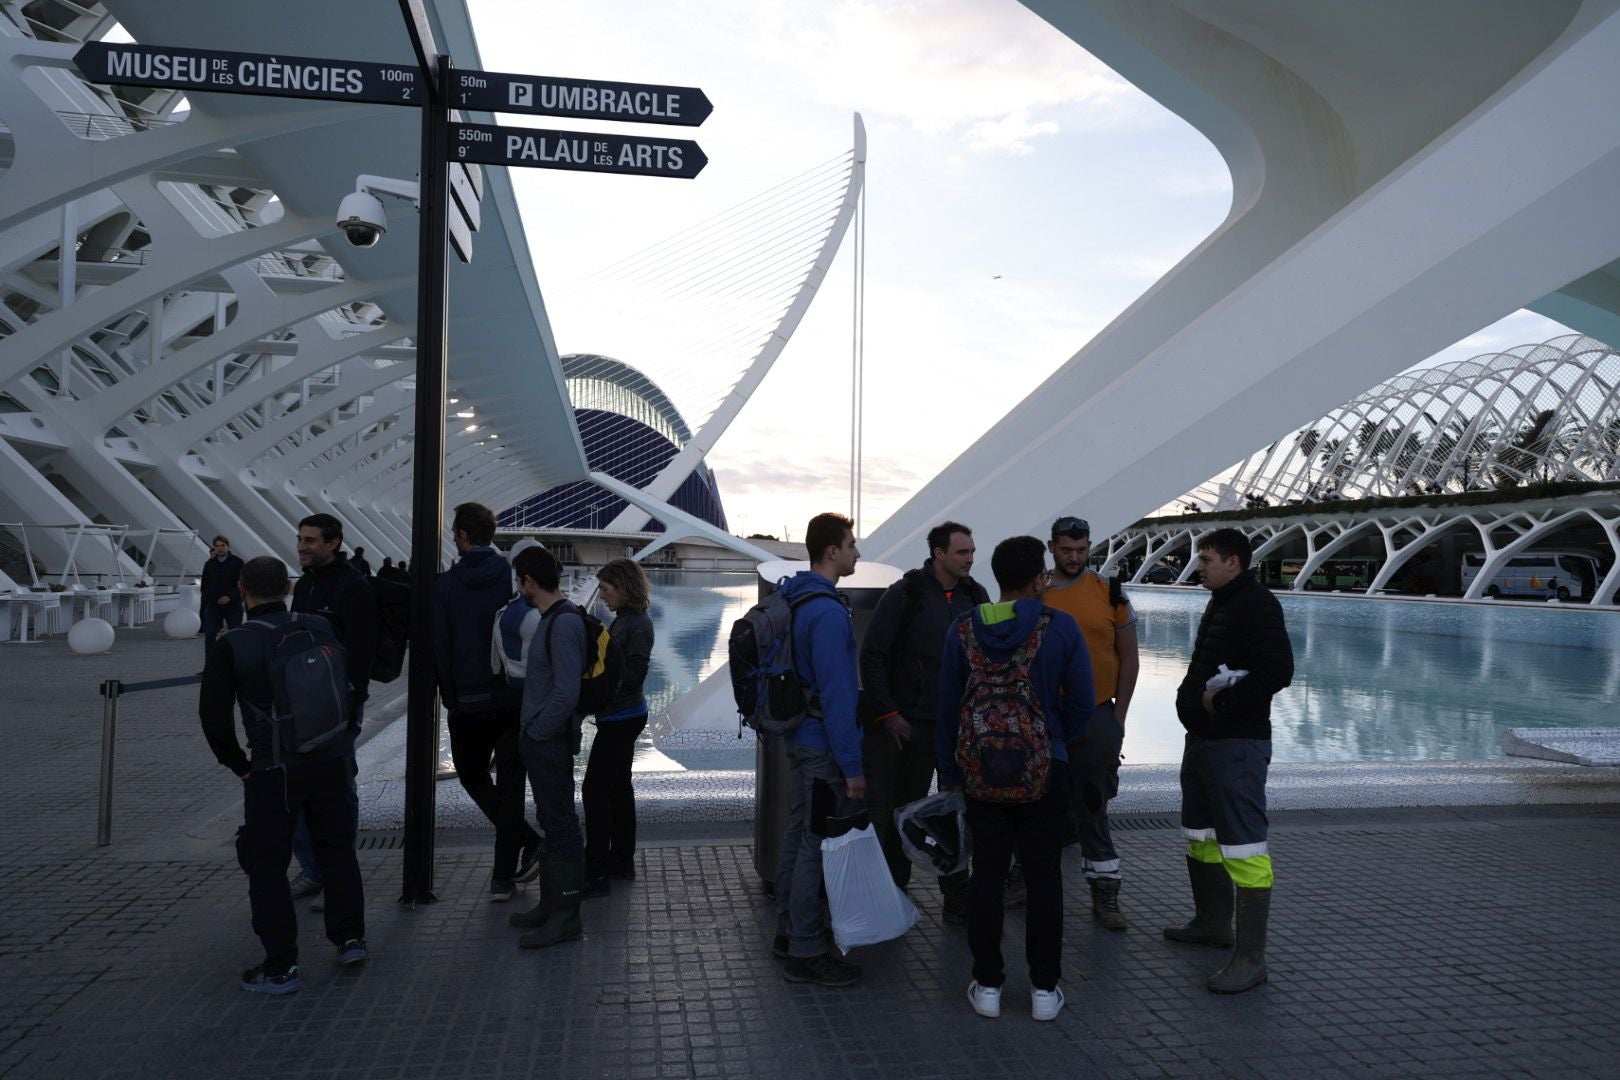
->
[1187, 838, 1223, 864]
[1222, 853, 1274, 889]
[1218, 841, 1269, 859]
[1182, 827, 1216, 842]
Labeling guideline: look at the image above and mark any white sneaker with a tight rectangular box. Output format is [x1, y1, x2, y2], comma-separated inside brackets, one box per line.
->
[1031, 986, 1065, 1022]
[967, 980, 1002, 1018]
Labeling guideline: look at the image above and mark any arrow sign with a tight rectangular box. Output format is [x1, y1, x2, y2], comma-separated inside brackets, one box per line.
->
[450, 122, 706, 179]
[452, 70, 711, 127]
[73, 41, 425, 106]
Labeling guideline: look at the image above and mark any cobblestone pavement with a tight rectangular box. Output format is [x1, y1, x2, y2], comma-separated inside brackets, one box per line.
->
[5, 630, 1619, 1078]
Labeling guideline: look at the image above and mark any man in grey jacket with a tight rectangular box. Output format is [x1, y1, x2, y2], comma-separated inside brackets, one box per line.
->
[508, 546, 587, 950]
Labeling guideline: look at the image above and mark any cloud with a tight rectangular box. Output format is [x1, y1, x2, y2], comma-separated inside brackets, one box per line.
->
[965, 111, 1060, 156]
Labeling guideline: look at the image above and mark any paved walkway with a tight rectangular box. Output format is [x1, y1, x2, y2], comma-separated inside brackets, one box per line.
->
[5, 628, 1619, 1078]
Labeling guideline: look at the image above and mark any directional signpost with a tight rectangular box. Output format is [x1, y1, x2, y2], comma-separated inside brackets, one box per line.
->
[73, 9, 710, 906]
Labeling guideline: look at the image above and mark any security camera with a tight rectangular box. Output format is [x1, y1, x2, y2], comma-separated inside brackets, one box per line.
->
[336, 190, 386, 247]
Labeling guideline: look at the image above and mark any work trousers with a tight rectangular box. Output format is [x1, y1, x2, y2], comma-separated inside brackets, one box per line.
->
[861, 716, 941, 889]
[774, 743, 860, 959]
[236, 756, 366, 975]
[582, 714, 648, 876]
[450, 706, 542, 879]
[965, 762, 1069, 992]
[1067, 700, 1123, 881]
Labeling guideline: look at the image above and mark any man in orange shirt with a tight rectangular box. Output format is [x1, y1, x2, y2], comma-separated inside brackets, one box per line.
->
[1043, 516, 1139, 930]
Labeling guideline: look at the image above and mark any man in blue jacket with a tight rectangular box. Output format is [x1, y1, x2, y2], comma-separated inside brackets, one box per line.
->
[432, 502, 542, 901]
[938, 535, 1093, 1022]
[772, 511, 864, 988]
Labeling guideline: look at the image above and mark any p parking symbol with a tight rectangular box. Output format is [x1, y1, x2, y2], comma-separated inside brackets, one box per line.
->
[509, 82, 532, 107]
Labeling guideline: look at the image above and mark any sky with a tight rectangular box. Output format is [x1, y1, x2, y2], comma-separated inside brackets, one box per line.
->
[464, 0, 1573, 541]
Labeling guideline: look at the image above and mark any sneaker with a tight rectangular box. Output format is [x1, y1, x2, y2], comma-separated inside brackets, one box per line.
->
[967, 980, 1002, 1018]
[288, 874, 323, 900]
[308, 893, 325, 914]
[490, 877, 515, 903]
[581, 873, 611, 900]
[1031, 986, 1065, 1022]
[515, 843, 544, 884]
[782, 953, 861, 988]
[336, 939, 368, 966]
[241, 964, 301, 995]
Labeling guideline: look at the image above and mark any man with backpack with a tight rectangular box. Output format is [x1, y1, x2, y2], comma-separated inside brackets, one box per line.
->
[509, 545, 589, 950]
[1165, 528, 1293, 994]
[859, 521, 989, 921]
[937, 536, 1093, 1022]
[1044, 515, 1140, 931]
[287, 513, 377, 908]
[768, 512, 864, 988]
[198, 556, 367, 994]
[433, 503, 543, 902]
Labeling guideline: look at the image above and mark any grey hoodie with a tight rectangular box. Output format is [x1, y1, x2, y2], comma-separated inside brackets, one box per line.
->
[521, 598, 586, 741]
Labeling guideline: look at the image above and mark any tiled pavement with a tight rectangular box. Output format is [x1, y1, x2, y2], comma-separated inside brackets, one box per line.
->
[5, 629, 1620, 1078]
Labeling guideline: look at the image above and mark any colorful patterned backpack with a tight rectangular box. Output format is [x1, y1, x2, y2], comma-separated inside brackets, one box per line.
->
[954, 612, 1052, 802]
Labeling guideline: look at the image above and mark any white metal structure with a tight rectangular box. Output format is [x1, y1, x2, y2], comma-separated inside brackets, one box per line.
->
[867, 0, 1620, 567]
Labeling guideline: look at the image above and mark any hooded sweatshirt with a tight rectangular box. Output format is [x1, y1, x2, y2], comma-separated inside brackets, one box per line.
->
[433, 545, 517, 711]
[778, 569, 862, 779]
[935, 597, 1094, 791]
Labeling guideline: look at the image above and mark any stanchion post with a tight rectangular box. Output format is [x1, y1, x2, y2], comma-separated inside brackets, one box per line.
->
[97, 679, 121, 846]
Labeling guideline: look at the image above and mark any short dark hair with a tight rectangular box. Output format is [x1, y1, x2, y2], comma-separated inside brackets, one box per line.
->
[597, 558, 650, 613]
[805, 512, 853, 563]
[353, 546, 365, 556]
[298, 513, 342, 543]
[990, 536, 1047, 592]
[239, 555, 289, 600]
[926, 521, 970, 559]
[211, 535, 229, 547]
[513, 545, 561, 592]
[452, 501, 497, 547]
[1050, 515, 1090, 540]
[1199, 527, 1253, 569]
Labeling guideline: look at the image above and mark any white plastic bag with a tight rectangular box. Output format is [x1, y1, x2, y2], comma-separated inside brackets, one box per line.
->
[821, 824, 919, 953]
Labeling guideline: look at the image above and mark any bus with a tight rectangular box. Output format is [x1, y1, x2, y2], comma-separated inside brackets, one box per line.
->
[1257, 556, 1381, 591]
[1459, 550, 1600, 601]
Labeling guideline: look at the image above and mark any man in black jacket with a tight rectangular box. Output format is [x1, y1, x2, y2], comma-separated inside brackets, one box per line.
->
[859, 521, 989, 917]
[1165, 528, 1293, 994]
[198, 556, 367, 994]
[432, 502, 542, 900]
[199, 535, 245, 648]
[287, 513, 377, 906]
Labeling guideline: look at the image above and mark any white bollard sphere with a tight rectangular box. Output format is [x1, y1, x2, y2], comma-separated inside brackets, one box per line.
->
[163, 608, 201, 639]
[68, 617, 116, 655]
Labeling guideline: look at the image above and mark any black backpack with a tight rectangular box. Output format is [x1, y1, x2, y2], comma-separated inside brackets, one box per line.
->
[543, 605, 625, 715]
[728, 583, 839, 737]
[370, 572, 410, 683]
[236, 614, 353, 764]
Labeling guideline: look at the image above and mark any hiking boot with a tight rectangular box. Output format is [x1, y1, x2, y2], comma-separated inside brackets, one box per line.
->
[1089, 878, 1129, 931]
[581, 872, 611, 900]
[336, 939, 368, 966]
[489, 877, 515, 903]
[1031, 986, 1065, 1022]
[1207, 887, 1270, 994]
[782, 953, 861, 988]
[240, 964, 301, 995]
[1003, 863, 1026, 909]
[288, 873, 322, 900]
[966, 980, 1002, 1018]
[515, 842, 544, 884]
[519, 861, 584, 950]
[1163, 857, 1234, 947]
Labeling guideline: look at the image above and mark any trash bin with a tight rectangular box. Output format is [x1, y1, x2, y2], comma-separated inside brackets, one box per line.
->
[750, 558, 901, 887]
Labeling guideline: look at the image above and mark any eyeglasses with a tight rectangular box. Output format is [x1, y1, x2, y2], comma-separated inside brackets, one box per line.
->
[1051, 516, 1090, 538]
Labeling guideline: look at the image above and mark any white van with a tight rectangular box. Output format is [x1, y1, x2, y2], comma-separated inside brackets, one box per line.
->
[1460, 550, 1600, 601]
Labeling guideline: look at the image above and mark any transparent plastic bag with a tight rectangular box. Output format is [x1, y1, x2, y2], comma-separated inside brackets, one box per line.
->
[821, 825, 919, 953]
[894, 791, 970, 878]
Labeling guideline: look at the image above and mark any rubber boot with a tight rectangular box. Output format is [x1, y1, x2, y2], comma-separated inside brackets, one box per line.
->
[508, 854, 553, 928]
[1207, 886, 1269, 993]
[1089, 878, 1129, 931]
[1162, 857, 1234, 947]
[519, 861, 584, 949]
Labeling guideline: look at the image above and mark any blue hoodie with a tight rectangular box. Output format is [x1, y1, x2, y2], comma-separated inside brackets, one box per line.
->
[935, 597, 1094, 790]
[779, 569, 862, 779]
[432, 546, 515, 711]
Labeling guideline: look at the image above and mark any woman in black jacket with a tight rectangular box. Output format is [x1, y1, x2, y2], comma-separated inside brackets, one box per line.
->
[582, 559, 655, 897]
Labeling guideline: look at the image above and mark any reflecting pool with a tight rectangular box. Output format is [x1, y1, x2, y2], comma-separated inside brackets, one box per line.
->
[619, 572, 1620, 768]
